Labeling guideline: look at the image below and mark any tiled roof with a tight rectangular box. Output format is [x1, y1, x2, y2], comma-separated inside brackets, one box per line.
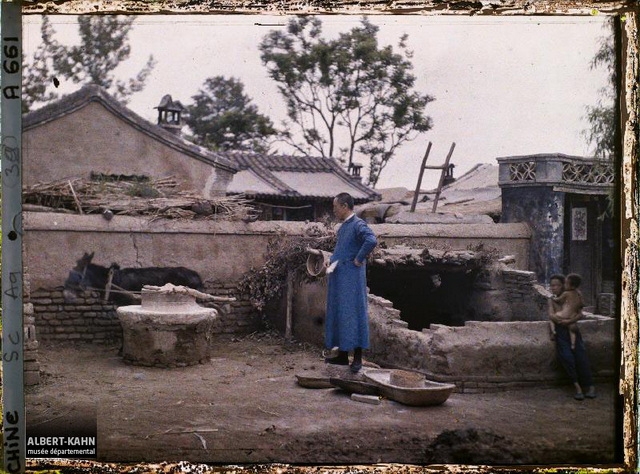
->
[221, 151, 380, 202]
[23, 85, 237, 173]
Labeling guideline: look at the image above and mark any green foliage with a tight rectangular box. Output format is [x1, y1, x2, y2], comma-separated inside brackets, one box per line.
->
[260, 17, 434, 187]
[185, 76, 277, 152]
[237, 224, 335, 311]
[23, 16, 156, 113]
[582, 19, 616, 159]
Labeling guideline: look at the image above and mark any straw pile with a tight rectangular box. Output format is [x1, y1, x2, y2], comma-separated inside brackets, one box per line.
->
[23, 176, 260, 222]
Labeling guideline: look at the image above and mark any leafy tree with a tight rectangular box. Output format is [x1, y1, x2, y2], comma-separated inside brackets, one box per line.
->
[583, 19, 616, 159]
[260, 17, 434, 187]
[23, 16, 156, 113]
[185, 76, 277, 153]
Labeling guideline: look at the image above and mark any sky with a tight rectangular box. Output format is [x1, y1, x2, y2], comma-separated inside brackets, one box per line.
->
[22, 14, 613, 190]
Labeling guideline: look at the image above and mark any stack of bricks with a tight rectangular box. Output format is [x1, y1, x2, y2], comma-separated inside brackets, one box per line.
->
[597, 293, 615, 316]
[23, 272, 41, 386]
[24, 303, 40, 386]
[502, 269, 537, 302]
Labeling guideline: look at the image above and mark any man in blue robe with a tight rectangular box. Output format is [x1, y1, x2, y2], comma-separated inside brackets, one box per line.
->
[324, 192, 377, 373]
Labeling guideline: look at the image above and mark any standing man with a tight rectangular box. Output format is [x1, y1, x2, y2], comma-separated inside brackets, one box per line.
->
[325, 192, 377, 373]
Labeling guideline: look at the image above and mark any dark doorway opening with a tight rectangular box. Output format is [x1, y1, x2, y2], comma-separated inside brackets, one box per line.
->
[368, 266, 478, 331]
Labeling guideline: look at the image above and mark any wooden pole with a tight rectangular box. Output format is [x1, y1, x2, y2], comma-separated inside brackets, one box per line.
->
[410, 142, 432, 213]
[285, 272, 293, 341]
[68, 180, 84, 214]
[432, 142, 456, 213]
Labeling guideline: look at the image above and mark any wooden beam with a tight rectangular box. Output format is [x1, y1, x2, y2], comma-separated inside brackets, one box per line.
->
[410, 142, 432, 213]
[432, 143, 456, 213]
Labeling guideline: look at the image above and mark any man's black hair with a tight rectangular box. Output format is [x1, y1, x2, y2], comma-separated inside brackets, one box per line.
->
[335, 192, 355, 210]
[549, 274, 566, 284]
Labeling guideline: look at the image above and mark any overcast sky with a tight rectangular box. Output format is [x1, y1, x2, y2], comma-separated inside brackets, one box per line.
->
[23, 14, 613, 189]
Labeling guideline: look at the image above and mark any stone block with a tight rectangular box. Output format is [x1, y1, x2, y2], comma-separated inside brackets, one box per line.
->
[351, 394, 381, 405]
[24, 341, 39, 351]
[24, 371, 41, 386]
[24, 361, 40, 372]
[391, 319, 409, 328]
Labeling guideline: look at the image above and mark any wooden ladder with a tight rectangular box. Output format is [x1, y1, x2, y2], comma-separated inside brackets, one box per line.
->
[410, 142, 456, 213]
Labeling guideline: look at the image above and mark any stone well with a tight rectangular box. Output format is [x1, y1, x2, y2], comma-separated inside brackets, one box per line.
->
[116, 286, 218, 367]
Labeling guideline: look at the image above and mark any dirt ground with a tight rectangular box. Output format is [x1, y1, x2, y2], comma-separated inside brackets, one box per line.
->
[25, 332, 620, 467]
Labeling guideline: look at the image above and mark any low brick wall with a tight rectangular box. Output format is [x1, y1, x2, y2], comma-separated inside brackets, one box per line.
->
[367, 294, 616, 390]
[31, 282, 260, 343]
[204, 282, 261, 335]
[31, 289, 121, 343]
[291, 263, 553, 344]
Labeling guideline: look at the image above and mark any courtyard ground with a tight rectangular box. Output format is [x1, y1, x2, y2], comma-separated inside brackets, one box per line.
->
[25, 332, 620, 468]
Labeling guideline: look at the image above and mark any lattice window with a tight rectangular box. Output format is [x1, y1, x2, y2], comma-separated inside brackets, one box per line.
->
[508, 161, 536, 181]
[562, 161, 614, 184]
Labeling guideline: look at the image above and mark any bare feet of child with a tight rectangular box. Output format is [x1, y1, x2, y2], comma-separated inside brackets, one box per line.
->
[573, 382, 584, 401]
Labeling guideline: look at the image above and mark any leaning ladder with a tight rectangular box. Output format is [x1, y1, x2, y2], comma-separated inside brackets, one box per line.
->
[410, 142, 456, 213]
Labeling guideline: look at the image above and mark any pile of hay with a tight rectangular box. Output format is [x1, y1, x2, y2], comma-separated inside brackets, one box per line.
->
[23, 176, 260, 222]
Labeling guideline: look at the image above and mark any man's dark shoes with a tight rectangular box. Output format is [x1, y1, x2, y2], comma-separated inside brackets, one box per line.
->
[325, 351, 349, 365]
[350, 360, 363, 373]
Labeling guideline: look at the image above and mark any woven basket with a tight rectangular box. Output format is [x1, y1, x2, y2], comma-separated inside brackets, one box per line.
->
[390, 370, 425, 388]
[306, 250, 331, 277]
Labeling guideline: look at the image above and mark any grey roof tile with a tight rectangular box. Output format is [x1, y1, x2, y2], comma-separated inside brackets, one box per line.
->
[219, 151, 380, 202]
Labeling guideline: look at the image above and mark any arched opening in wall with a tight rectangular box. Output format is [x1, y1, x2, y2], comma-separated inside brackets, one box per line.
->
[367, 266, 479, 331]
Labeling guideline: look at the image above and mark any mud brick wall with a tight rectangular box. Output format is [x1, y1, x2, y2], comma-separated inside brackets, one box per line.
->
[24, 213, 529, 342]
[367, 294, 616, 390]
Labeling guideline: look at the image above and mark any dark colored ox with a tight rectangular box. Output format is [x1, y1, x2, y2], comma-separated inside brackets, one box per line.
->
[63, 252, 204, 305]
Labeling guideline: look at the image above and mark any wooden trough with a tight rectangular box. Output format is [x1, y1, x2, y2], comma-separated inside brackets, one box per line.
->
[363, 369, 456, 406]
